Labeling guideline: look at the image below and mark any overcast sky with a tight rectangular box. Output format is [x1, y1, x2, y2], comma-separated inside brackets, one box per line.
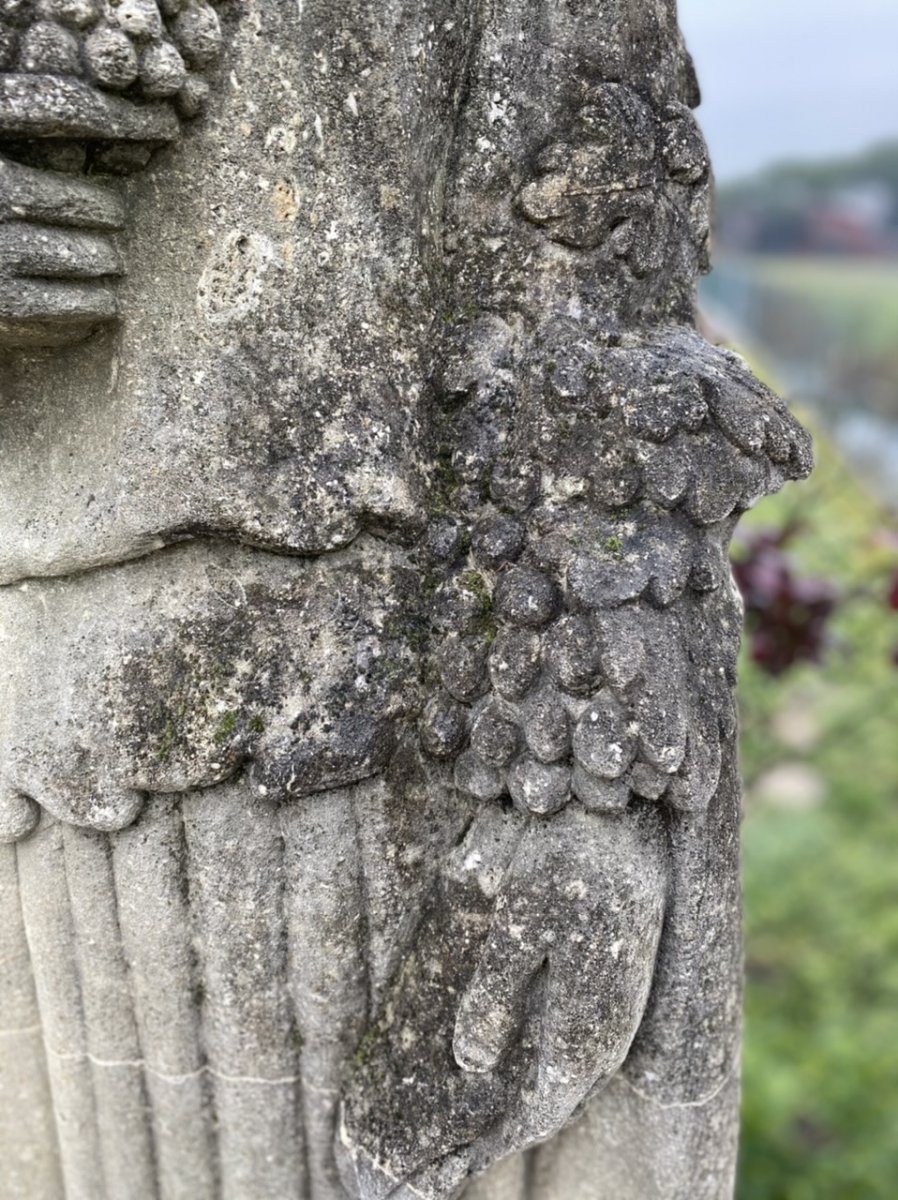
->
[677, 0, 898, 180]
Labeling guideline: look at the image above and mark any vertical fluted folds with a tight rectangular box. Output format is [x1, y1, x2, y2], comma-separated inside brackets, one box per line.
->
[6, 780, 385, 1200]
[281, 791, 369, 1200]
[16, 819, 107, 1199]
[115, 799, 217, 1200]
[16, 812, 204, 1200]
[181, 784, 303, 1200]
[62, 822, 158, 1197]
[0, 841, 63, 1200]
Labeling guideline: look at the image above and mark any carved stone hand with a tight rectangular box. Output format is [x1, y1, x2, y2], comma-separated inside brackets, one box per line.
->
[0, 0, 223, 346]
[338, 802, 668, 1199]
[0, 154, 125, 345]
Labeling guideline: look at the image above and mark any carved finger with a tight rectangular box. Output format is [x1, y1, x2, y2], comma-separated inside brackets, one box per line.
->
[0, 783, 40, 844]
[0, 223, 124, 279]
[528, 915, 665, 1137]
[0, 157, 126, 230]
[453, 894, 545, 1074]
[0, 278, 117, 345]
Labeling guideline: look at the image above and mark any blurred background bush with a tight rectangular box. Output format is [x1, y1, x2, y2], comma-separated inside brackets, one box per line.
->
[679, 3, 898, 1196]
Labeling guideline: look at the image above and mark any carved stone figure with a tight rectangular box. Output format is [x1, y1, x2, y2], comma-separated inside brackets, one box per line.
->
[0, 3, 811, 1199]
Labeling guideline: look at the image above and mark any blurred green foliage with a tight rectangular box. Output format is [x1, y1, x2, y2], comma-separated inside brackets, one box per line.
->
[735, 418, 898, 1199]
[744, 257, 898, 364]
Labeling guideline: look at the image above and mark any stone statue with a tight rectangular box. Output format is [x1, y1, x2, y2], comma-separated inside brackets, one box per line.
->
[0, 3, 811, 1199]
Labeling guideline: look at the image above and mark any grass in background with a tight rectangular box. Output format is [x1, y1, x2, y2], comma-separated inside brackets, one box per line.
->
[745, 257, 898, 361]
[735, 418, 898, 1200]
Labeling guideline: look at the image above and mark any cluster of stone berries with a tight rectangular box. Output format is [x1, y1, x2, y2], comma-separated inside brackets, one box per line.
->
[416, 319, 817, 820]
[419, 504, 731, 820]
[0, 0, 221, 118]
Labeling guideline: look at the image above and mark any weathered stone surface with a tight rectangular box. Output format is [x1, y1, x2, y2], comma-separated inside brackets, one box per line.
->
[1, 1, 446, 573]
[340, 803, 669, 1197]
[0, 0, 219, 345]
[0, 154, 126, 344]
[0, 2, 812, 1199]
[0, 538, 416, 831]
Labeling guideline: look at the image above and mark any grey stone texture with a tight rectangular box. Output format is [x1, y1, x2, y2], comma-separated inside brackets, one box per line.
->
[0, 2, 811, 1198]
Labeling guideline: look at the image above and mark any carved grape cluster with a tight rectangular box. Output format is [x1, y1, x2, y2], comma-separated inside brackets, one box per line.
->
[419, 319, 813, 818]
[0, 0, 221, 117]
[422, 518, 741, 818]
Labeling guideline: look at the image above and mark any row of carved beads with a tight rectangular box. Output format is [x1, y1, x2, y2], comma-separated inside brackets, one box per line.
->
[0, 0, 220, 115]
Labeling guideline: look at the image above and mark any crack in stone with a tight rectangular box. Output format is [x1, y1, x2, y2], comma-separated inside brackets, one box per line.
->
[33, 1040, 342, 1092]
[619, 1059, 739, 1111]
